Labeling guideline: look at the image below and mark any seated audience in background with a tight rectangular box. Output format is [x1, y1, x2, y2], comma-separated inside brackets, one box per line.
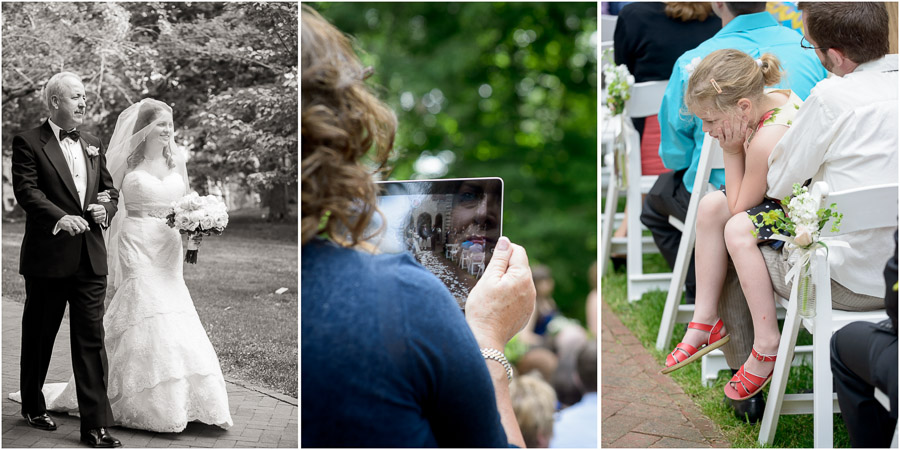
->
[550, 340, 597, 448]
[609, 3, 721, 257]
[586, 261, 598, 336]
[301, 6, 536, 447]
[517, 348, 559, 386]
[640, 2, 827, 307]
[551, 324, 590, 408]
[509, 373, 558, 448]
[614, 1, 720, 156]
[832, 231, 898, 448]
[717, 1, 898, 419]
[520, 265, 560, 347]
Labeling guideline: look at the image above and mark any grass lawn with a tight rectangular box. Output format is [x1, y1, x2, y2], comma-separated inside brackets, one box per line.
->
[2, 207, 298, 398]
[602, 254, 852, 448]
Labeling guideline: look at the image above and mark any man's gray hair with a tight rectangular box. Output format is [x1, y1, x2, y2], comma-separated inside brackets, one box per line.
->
[41, 72, 82, 110]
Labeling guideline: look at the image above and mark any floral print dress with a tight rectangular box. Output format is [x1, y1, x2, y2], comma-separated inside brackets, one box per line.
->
[738, 90, 804, 241]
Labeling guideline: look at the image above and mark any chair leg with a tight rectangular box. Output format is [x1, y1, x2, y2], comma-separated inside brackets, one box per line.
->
[654, 217, 695, 351]
[759, 294, 802, 446]
[812, 250, 834, 449]
[601, 172, 620, 278]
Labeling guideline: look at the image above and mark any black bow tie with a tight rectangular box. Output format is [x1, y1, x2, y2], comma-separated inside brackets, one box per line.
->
[59, 129, 80, 142]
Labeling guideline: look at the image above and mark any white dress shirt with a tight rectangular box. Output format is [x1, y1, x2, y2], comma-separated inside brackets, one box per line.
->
[767, 54, 899, 297]
[48, 119, 89, 235]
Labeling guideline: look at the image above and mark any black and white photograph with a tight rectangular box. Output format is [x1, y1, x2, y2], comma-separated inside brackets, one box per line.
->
[2, 2, 298, 448]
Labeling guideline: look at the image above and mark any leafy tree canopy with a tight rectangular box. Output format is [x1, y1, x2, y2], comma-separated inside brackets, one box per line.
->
[313, 2, 597, 323]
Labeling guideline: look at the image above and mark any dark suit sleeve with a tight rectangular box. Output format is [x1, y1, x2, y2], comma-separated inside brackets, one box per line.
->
[96, 138, 118, 227]
[11, 135, 67, 233]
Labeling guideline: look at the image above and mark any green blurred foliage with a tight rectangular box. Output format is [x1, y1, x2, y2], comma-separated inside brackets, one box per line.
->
[312, 2, 598, 323]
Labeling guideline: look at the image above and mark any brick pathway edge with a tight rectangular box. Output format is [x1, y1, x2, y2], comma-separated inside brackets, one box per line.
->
[602, 299, 731, 448]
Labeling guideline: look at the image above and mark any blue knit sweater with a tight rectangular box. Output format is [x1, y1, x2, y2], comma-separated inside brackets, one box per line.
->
[301, 239, 508, 447]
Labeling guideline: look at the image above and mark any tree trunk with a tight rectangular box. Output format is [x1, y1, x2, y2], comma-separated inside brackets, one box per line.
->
[265, 182, 289, 223]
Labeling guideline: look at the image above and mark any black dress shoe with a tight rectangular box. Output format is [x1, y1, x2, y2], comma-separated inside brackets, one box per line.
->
[22, 412, 57, 431]
[80, 428, 122, 448]
[723, 393, 766, 423]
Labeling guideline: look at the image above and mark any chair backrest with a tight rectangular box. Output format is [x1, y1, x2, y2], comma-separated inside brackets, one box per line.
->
[690, 133, 725, 195]
[814, 182, 899, 236]
[625, 80, 668, 119]
[601, 15, 617, 41]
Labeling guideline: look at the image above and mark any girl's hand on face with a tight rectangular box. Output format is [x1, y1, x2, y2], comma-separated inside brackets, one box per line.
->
[719, 118, 749, 155]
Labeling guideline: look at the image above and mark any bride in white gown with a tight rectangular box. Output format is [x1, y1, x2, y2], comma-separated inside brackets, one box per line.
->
[10, 99, 234, 433]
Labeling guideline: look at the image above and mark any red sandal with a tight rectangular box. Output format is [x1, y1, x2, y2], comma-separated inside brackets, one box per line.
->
[724, 348, 777, 400]
[661, 318, 730, 374]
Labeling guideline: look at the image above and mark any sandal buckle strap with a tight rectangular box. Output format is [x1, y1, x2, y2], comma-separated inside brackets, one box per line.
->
[687, 321, 714, 332]
[751, 348, 777, 362]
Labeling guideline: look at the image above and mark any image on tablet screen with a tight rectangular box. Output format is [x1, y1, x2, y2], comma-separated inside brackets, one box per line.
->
[369, 178, 503, 310]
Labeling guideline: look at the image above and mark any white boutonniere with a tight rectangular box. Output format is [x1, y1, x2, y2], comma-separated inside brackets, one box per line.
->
[85, 145, 100, 158]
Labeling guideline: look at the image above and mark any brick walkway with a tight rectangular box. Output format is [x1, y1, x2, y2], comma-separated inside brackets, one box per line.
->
[601, 300, 730, 448]
[1, 300, 297, 448]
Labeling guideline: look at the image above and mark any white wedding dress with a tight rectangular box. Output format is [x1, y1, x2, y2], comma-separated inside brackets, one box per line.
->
[10, 169, 234, 433]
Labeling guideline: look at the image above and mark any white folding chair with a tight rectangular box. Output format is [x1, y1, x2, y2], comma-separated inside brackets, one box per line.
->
[468, 251, 484, 274]
[601, 15, 617, 42]
[759, 182, 898, 448]
[654, 133, 725, 349]
[446, 243, 459, 260]
[652, 134, 804, 385]
[601, 80, 669, 283]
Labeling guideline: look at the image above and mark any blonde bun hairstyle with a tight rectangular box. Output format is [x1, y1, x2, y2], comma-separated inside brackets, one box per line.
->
[685, 49, 783, 116]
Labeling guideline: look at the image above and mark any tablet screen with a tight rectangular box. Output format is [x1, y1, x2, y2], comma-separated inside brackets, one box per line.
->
[370, 178, 504, 310]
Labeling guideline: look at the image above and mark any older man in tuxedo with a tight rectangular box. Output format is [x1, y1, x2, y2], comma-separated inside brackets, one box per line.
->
[11, 71, 122, 448]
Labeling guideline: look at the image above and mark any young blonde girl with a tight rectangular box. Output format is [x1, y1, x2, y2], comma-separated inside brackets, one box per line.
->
[661, 49, 804, 401]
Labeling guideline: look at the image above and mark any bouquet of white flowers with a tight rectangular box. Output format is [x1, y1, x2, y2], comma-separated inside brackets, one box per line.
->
[156, 192, 229, 264]
[603, 48, 635, 190]
[603, 48, 634, 116]
[751, 183, 843, 317]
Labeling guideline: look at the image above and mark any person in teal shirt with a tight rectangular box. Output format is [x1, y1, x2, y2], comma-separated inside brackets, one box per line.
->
[639, 2, 827, 422]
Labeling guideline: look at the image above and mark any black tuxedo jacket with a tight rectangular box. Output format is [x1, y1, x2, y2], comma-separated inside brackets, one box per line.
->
[11, 120, 119, 277]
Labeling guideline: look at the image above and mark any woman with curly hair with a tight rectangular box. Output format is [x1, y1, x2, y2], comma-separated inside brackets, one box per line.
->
[301, 5, 537, 447]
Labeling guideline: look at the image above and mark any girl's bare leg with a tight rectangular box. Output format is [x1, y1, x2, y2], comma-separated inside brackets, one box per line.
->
[679, 191, 733, 348]
[724, 213, 781, 378]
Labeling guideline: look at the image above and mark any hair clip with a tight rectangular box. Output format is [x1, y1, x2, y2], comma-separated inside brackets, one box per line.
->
[362, 66, 375, 80]
[710, 78, 723, 94]
[756, 59, 764, 67]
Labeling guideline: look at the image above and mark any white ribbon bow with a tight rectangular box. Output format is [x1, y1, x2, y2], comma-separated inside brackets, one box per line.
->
[769, 234, 852, 286]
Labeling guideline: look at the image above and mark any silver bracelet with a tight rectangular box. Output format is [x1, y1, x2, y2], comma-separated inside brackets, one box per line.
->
[480, 348, 513, 381]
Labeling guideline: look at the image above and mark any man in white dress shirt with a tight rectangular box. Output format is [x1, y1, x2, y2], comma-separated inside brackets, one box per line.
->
[716, 1, 898, 420]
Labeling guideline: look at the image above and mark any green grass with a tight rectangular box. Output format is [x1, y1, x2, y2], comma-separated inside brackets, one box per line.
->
[602, 257, 852, 448]
[2, 209, 298, 398]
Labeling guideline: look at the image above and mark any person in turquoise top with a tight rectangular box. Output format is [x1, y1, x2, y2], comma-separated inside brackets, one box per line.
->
[639, 2, 827, 422]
